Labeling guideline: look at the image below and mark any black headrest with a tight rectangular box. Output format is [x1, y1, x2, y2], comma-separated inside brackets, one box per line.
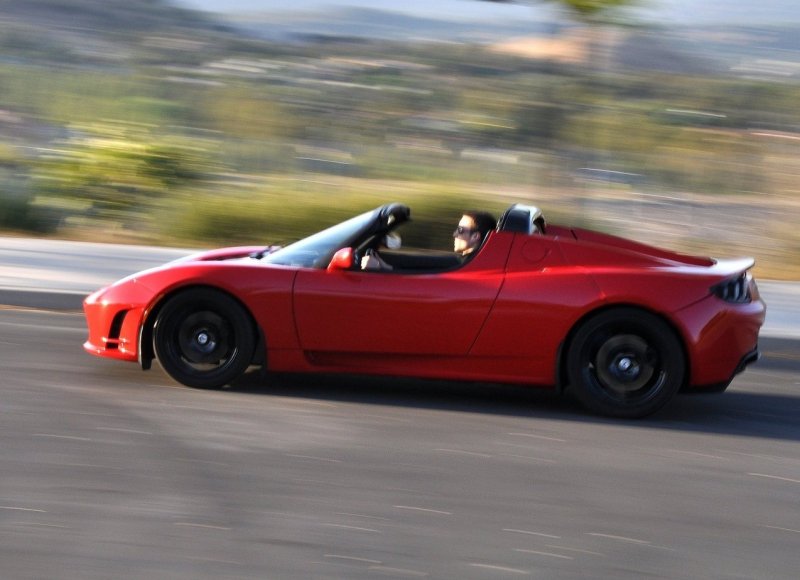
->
[497, 204, 545, 234]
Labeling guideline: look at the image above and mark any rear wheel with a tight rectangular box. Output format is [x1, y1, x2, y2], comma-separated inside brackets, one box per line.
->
[566, 308, 685, 418]
[154, 289, 255, 389]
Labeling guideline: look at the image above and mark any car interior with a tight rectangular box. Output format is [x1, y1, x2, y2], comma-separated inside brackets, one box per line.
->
[354, 204, 545, 273]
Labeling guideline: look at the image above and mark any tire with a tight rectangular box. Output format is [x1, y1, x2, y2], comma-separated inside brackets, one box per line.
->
[566, 308, 685, 418]
[153, 288, 256, 389]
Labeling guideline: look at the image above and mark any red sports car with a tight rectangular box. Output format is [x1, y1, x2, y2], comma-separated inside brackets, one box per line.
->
[83, 203, 765, 418]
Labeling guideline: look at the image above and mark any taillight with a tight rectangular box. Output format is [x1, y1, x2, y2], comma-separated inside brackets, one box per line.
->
[711, 272, 752, 304]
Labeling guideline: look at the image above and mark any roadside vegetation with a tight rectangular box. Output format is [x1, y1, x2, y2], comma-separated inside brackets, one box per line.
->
[1, 0, 799, 278]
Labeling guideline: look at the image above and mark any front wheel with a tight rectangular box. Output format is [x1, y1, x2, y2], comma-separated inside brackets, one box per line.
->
[154, 289, 256, 389]
[566, 308, 686, 418]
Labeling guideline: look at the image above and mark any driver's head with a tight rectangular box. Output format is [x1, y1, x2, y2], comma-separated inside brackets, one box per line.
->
[453, 211, 497, 255]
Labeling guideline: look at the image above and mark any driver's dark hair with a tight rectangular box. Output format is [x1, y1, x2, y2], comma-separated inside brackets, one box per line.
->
[463, 211, 497, 237]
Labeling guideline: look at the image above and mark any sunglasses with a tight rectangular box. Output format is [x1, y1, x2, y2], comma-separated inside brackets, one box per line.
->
[454, 226, 475, 236]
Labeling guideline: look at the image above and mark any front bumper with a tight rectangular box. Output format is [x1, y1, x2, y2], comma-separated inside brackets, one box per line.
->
[83, 282, 153, 363]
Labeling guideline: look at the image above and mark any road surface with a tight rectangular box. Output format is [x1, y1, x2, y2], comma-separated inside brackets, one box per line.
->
[1, 236, 798, 579]
[0, 309, 798, 579]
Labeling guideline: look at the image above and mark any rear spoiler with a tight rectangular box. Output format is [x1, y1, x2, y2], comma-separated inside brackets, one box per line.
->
[707, 257, 755, 278]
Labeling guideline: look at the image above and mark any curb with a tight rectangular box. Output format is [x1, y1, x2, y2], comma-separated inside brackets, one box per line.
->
[0, 288, 87, 311]
[757, 336, 800, 370]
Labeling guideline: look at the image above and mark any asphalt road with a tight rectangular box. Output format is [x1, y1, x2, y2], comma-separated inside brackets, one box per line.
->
[1, 236, 799, 578]
[1, 308, 798, 580]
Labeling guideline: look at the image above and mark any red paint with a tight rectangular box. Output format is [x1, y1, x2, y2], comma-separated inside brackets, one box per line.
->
[84, 204, 766, 397]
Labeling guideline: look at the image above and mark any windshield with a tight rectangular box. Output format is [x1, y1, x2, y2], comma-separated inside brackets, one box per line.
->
[263, 209, 376, 268]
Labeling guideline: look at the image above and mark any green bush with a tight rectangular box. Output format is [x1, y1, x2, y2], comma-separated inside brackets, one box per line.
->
[164, 185, 511, 249]
[0, 193, 57, 234]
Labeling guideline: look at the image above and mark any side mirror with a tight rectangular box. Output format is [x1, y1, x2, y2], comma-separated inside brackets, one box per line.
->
[327, 247, 354, 272]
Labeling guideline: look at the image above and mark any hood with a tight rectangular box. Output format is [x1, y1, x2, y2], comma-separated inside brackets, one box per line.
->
[174, 245, 281, 264]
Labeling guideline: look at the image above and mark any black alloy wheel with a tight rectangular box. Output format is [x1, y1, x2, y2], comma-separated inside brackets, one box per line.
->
[154, 288, 256, 389]
[566, 308, 686, 418]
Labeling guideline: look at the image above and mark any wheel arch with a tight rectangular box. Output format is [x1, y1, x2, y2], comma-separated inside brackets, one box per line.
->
[555, 303, 690, 394]
[139, 283, 266, 371]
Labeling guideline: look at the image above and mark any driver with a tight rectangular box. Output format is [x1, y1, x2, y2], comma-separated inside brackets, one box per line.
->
[453, 211, 496, 258]
[361, 210, 496, 271]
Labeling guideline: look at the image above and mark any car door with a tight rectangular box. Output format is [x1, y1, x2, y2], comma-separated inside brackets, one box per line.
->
[292, 234, 513, 356]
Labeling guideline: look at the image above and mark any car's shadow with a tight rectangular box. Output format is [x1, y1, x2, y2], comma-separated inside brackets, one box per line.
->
[232, 369, 577, 418]
[222, 359, 800, 444]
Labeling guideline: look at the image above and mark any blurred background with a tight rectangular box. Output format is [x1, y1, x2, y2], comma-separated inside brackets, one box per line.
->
[0, 0, 798, 277]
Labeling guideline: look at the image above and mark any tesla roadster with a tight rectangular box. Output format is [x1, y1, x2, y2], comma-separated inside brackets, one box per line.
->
[83, 202, 765, 418]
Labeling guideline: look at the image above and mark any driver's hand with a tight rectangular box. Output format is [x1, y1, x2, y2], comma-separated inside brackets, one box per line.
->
[361, 250, 392, 271]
